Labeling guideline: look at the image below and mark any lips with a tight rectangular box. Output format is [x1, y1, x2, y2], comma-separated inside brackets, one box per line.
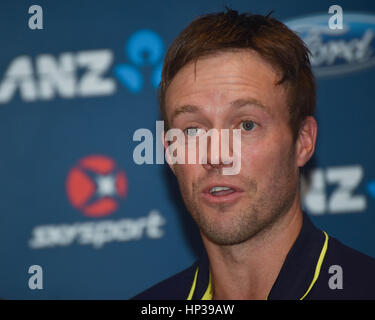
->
[201, 183, 243, 204]
[209, 186, 235, 196]
[203, 183, 242, 194]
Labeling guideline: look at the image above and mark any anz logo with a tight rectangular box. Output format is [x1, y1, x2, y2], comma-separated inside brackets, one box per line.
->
[301, 165, 375, 215]
[115, 30, 163, 93]
[0, 29, 164, 104]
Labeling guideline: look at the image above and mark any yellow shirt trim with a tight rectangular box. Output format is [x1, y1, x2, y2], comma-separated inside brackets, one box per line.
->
[187, 231, 329, 300]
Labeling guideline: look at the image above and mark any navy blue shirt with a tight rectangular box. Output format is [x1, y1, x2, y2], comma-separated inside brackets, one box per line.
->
[133, 213, 375, 300]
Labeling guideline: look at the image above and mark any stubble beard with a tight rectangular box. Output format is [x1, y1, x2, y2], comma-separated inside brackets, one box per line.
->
[176, 161, 298, 246]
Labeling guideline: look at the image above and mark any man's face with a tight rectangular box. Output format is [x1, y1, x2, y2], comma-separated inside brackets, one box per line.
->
[165, 51, 304, 245]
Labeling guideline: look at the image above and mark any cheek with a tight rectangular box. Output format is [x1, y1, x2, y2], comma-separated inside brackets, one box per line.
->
[241, 136, 295, 181]
[174, 164, 199, 192]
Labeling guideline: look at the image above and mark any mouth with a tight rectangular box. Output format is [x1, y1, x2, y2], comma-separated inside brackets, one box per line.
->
[209, 186, 236, 196]
[201, 184, 243, 204]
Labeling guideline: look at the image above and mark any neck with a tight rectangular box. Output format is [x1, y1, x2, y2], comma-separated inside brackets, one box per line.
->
[202, 200, 303, 300]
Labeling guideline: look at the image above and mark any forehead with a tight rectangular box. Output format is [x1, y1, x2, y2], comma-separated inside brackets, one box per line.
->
[165, 50, 288, 119]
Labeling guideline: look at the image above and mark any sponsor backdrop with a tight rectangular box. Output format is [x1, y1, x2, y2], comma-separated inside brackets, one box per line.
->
[0, 0, 374, 299]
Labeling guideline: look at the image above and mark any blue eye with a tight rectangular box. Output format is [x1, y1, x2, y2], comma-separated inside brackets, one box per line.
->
[185, 128, 200, 136]
[241, 120, 256, 131]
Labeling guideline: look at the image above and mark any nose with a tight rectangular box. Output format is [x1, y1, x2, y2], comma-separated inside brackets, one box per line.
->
[203, 129, 234, 172]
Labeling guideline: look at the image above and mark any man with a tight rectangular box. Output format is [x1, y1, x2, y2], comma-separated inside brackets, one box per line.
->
[133, 9, 375, 300]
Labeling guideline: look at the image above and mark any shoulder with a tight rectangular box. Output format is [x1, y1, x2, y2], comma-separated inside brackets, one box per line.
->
[327, 236, 375, 271]
[130, 262, 197, 300]
[310, 234, 375, 299]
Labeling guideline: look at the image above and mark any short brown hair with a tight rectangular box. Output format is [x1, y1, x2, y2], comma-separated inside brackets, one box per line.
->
[159, 8, 316, 141]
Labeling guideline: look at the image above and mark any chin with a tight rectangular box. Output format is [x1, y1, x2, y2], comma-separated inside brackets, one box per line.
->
[197, 211, 255, 245]
[201, 227, 253, 246]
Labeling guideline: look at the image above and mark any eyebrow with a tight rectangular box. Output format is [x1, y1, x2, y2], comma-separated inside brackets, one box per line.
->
[230, 98, 268, 111]
[170, 104, 200, 122]
[170, 98, 269, 122]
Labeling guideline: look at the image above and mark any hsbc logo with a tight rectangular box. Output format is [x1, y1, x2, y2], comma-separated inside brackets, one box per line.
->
[28, 154, 166, 250]
[0, 29, 163, 104]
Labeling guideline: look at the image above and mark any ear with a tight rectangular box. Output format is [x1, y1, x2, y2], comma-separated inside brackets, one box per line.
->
[162, 129, 176, 175]
[295, 116, 317, 167]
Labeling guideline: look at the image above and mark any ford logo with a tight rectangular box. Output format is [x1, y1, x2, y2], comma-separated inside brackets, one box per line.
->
[285, 13, 375, 77]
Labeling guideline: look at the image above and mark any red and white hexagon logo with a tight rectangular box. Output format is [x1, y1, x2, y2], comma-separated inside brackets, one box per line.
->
[66, 155, 128, 218]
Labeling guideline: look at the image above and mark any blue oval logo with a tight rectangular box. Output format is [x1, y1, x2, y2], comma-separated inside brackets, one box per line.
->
[285, 13, 375, 77]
